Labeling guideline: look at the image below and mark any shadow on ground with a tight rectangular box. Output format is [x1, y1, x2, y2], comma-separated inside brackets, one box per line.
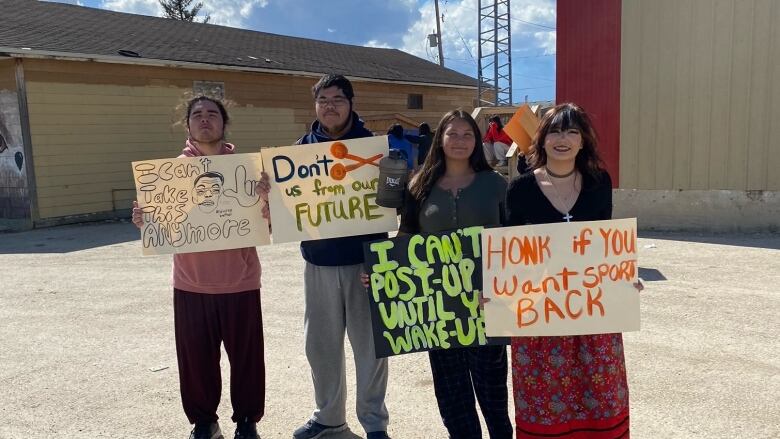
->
[0, 221, 139, 254]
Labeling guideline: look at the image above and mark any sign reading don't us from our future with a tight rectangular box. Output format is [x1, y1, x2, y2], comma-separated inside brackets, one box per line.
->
[131, 153, 270, 255]
[364, 226, 509, 358]
[262, 136, 398, 243]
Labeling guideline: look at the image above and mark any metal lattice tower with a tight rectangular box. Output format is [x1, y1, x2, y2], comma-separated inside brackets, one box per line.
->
[477, 0, 512, 106]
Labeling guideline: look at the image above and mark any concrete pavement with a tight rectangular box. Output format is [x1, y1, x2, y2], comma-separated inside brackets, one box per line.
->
[0, 221, 778, 438]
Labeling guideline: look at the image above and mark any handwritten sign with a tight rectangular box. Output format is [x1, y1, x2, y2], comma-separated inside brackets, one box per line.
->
[132, 153, 270, 255]
[502, 104, 540, 154]
[482, 218, 640, 336]
[263, 136, 398, 243]
[364, 227, 509, 358]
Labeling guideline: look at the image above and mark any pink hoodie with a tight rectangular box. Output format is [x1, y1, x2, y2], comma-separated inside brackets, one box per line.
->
[172, 139, 261, 294]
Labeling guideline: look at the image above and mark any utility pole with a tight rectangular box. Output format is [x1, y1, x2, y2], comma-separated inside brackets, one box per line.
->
[434, 0, 444, 67]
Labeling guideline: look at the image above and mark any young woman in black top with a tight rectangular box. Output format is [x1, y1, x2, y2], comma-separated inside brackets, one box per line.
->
[505, 103, 631, 439]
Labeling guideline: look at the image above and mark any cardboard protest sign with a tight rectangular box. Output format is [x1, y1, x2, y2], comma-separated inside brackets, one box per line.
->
[502, 104, 540, 154]
[132, 153, 270, 255]
[364, 226, 509, 358]
[482, 218, 640, 336]
[263, 136, 398, 243]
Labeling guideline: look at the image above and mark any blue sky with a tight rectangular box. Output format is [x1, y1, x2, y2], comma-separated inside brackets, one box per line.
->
[52, 0, 556, 103]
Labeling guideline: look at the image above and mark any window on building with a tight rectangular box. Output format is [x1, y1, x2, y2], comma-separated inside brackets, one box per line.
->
[407, 94, 423, 109]
[193, 81, 225, 100]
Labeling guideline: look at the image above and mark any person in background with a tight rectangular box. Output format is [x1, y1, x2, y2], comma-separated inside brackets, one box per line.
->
[387, 123, 415, 170]
[399, 109, 513, 439]
[404, 122, 433, 168]
[292, 74, 391, 439]
[505, 103, 640, 438]
[132, 95, 270, 439]
[483, 115, 513, 167]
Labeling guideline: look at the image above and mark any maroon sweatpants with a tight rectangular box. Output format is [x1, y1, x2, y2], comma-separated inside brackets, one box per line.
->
[173, 288, 265, 424]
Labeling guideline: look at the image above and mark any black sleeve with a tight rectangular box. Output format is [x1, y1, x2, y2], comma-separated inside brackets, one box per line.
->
[603, 172, 613, 220]
[505, 176, 528, 226]
[399, 189, 421, 234]
[404, 134, 421, 144]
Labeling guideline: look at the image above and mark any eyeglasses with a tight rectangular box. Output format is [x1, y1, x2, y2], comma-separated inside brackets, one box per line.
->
[315, 96, 349, 107]
[195, 187, 221, 196]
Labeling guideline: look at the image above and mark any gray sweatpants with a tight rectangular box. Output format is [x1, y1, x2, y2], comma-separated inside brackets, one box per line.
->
[303, 262, 389, 433]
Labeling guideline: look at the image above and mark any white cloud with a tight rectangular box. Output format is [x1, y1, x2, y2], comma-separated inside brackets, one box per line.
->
[533, 30, 556, 55]
[364, 40, 393, 49]
[327, 28, 336, 33]
[99, 0, 269, 27]
[100, 0, 159, 17]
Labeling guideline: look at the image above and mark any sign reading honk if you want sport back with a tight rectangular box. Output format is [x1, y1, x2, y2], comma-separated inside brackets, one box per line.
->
[262, 136, 398, 243]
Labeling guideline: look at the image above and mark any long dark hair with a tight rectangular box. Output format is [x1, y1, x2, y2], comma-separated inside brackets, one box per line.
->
[527, 103, 605, 179]
[409, 109, 491, 202]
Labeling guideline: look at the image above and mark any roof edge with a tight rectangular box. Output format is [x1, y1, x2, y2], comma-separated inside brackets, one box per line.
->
[1, 47, 477, 90]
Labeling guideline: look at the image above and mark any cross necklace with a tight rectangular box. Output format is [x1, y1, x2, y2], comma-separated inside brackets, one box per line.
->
[543, 167, 578, 222]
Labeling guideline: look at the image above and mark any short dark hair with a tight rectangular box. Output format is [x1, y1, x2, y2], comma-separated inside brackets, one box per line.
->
[418, 122, 431, 136]
[194, 171, 224, 186]
[387, 123, 404, 139]
[311, 74, 354, 101]
[185, 96, 230, 127]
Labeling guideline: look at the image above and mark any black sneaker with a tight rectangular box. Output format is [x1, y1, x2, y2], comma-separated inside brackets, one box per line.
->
[234, 418, 258, 439]
[190, 422, 223, 439]
[292, 419, 347, 439]
[366, 432, 391, 439]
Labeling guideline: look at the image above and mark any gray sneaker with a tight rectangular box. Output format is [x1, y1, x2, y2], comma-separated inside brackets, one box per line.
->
[190, 422, 224, 439]
[292, 419, 347, 439]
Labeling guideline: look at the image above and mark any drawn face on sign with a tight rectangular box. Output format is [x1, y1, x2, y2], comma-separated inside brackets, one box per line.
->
[193, 172, 224, 213]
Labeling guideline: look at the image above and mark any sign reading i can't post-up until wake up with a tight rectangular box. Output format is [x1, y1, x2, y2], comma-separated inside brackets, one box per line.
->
[262, 136, 398, 243]
[364, 227, 509, 358]
[482, 218, 640, 337]
[132, 153, 270, 255]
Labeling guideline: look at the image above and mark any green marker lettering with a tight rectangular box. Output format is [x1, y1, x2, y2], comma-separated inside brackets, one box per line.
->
[461, 226, 484, 258]
[442, 263, 463, 297]
[454, 317, 477, 346]
[408, 234, 426, 268]
[370, 241, 398, 274]
[458, 258, 475, 292]
[460, 290, 480, 318]
[396, 266, 417, 300]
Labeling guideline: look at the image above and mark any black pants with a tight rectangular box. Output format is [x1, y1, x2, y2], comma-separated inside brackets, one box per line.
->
[174, 289, 265, 424]
[429, 345, 512, 439]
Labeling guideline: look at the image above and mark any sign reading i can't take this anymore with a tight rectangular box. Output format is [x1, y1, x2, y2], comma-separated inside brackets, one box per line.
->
[132, 153, 270, 255]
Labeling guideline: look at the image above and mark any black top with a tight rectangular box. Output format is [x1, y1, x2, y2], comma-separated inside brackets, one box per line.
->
[505, 170, 613, 226]
[296, 112, 387, 266]
[400, 170, 507, 234]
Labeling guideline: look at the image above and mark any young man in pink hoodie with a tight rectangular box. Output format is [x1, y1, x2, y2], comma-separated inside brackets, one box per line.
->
[132, 96, 271, 439]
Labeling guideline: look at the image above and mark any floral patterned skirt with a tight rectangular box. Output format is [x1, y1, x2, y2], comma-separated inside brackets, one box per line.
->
[511, 334, 630, 438]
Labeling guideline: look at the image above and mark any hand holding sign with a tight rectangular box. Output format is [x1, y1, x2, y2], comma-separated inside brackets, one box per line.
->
[255, 171, 271, 223]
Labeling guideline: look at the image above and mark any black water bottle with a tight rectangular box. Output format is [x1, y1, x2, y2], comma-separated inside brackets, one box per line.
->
[376, 149, 408, 208]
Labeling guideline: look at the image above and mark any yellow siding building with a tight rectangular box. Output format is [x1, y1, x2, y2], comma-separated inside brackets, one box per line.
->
[0, 2, 478, 231]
